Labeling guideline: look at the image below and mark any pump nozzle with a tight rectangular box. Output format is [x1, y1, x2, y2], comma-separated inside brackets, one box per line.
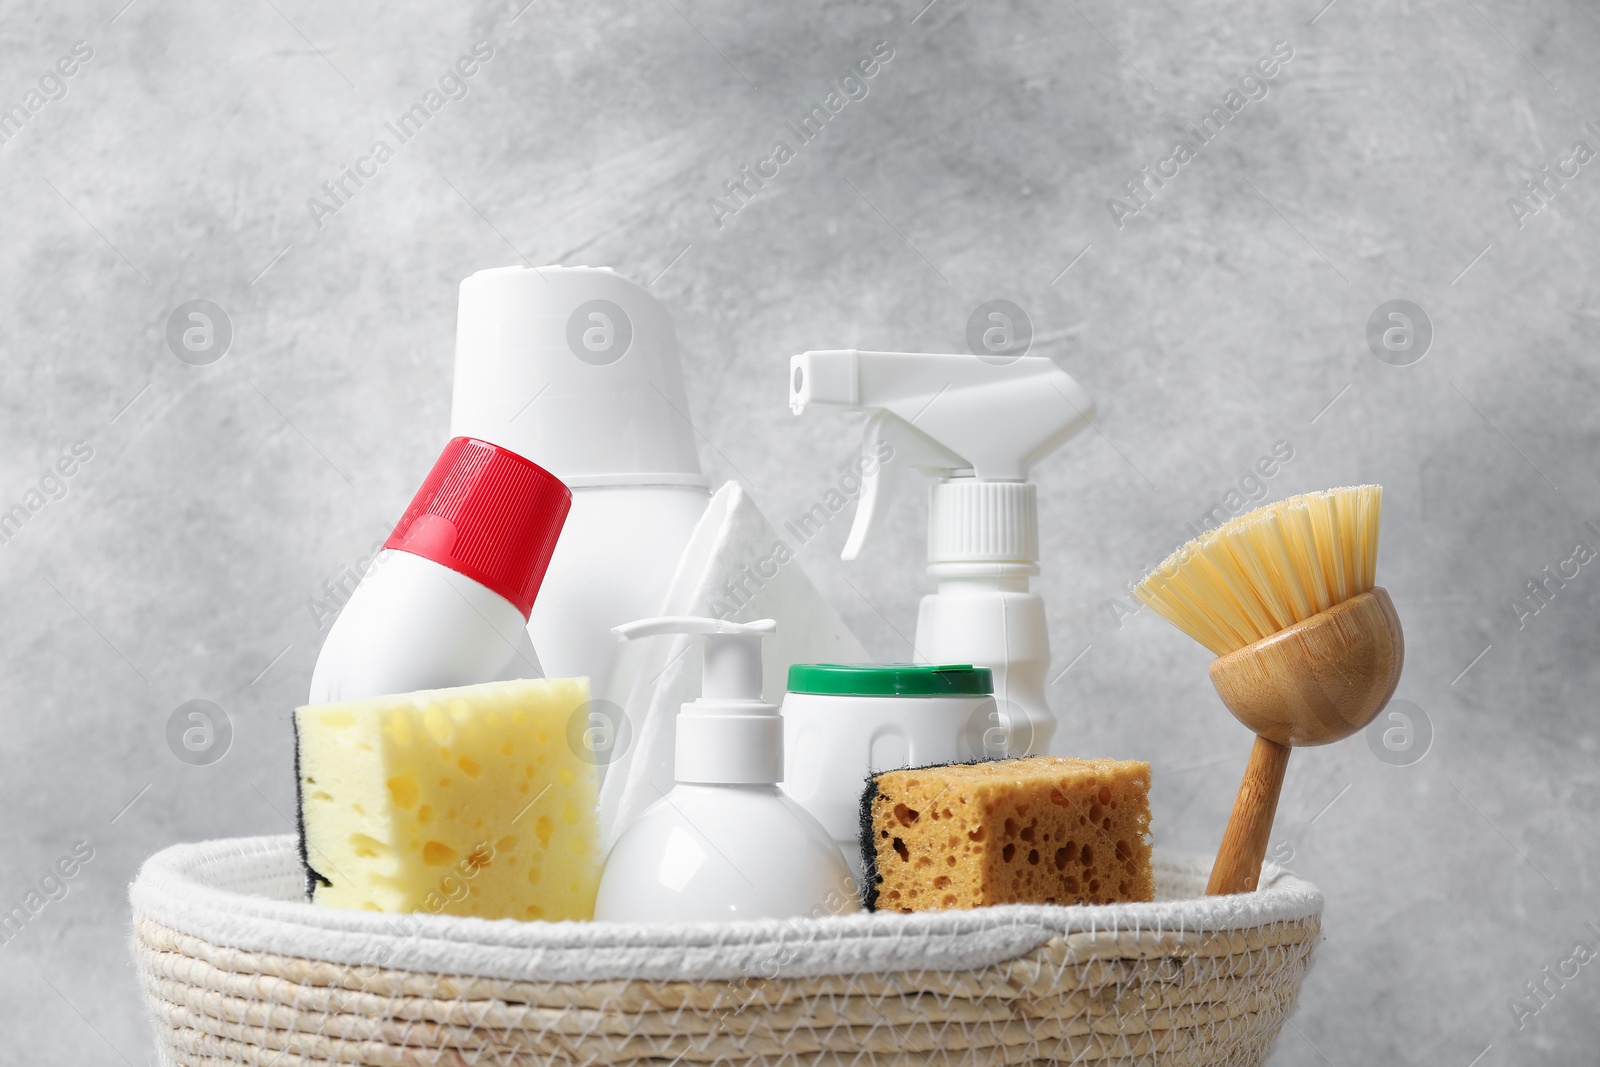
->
[613, 616, 775, 701]
[613, 616, 780, 783]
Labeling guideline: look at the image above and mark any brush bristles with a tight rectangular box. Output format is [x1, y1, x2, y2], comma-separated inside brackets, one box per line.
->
[1134, 485, 1383, 657]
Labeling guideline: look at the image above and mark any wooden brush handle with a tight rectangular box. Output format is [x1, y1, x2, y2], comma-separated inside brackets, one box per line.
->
[1207, 735, 1291, 895]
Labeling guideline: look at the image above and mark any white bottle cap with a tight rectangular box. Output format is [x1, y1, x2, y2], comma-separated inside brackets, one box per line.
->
[928, 479, 1039, 565]
[613, 616, 781, 785]
[451, 265, 707, 489]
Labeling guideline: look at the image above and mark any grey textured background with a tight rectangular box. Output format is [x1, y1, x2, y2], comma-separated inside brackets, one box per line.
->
[2, 0, 1598, 1063]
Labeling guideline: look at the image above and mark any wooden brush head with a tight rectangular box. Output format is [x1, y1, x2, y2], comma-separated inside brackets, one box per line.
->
[1135, 485, 1403, 748]
[1209, 587, 1403, 746]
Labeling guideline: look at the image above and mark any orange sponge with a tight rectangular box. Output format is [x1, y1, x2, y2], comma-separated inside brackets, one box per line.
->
[862, 756, 1154, 912]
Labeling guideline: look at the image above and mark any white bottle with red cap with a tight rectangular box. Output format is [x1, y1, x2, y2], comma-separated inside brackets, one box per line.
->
[308, 437, 571, 704]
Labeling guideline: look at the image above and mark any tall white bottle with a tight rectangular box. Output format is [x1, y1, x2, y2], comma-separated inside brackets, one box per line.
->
[787, 350, 1096, 756]
[450, 266, 709, 712]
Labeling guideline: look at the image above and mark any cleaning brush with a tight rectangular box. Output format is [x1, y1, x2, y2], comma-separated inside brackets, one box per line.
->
[1135, 485, 1403, 895]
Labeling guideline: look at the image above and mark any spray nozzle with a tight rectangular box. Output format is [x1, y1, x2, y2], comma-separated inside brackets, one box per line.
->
[788, 350, 1095, 562]
[613, 616, 776, 702]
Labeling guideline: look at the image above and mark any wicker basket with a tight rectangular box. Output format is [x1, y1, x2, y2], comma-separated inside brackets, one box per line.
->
[130, 835, 1322, 1066]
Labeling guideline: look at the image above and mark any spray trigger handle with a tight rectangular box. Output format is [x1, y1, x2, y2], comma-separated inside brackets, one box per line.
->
[842, 412, 966, 561]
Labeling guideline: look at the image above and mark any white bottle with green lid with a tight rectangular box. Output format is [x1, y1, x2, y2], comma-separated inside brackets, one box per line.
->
[781, 663, 999, 881]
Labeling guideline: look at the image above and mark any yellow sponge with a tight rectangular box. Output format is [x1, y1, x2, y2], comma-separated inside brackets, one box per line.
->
[294, 677, 600, 921]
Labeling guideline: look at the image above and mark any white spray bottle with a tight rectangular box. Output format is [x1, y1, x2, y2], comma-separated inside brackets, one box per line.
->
[788, 350, 1095, 756]
[593, 616, 857, 923]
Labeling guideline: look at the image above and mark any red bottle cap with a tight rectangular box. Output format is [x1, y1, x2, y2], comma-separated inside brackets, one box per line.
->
[384, 437, 571, 619]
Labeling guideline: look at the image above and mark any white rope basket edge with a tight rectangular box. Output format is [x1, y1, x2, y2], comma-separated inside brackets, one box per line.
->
[128, 835, 1323, 985]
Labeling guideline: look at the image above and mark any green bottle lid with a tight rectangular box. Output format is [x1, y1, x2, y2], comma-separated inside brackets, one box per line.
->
[785, 663, 994, 697]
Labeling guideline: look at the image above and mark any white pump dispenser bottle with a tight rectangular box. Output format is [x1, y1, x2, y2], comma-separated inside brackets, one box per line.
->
[592, 617, 858, 923]
[788, 350, 1095, 756]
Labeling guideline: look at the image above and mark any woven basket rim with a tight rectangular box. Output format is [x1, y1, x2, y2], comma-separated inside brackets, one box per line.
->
[129, 835, 1321, 985]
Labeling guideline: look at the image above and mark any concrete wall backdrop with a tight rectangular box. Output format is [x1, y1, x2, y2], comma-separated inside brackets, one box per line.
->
[1, 0, 1597, 1063]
